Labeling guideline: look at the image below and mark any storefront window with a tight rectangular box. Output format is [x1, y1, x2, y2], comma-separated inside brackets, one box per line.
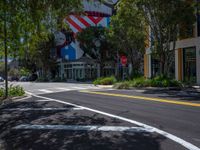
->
[183, 47, 197, 83]
[151, 58, 160, 77]
[151, 51, 175, 78]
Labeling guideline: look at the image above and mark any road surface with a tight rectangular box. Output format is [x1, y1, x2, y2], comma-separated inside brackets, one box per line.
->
[0, 82, 200, 150]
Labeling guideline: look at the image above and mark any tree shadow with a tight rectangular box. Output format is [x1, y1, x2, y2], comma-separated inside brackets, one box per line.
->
[0, 100, 168, 150]
[141, 89, 200, 101]
[2, 129, 165, 150]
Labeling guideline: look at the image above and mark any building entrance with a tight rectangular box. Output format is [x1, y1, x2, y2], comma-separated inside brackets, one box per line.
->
[183, 47, 196, 83]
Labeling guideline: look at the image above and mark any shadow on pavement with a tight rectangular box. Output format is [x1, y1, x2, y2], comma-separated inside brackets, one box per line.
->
[0, 100, 169, 150]
[1, 129, 165, 150]
[141, 89, 200, 101]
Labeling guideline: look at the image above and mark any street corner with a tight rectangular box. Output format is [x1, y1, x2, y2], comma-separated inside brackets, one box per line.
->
[79, 89, 200, 107]
[0, 96, 193, 150]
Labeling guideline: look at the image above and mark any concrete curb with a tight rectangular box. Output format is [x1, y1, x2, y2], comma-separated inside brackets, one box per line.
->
[95, 85, 114, 88]
[0, 94, 31, 105]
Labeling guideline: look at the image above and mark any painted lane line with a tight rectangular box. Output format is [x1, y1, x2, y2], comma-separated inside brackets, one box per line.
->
[3, 107, 84, 111]
[13, 125, 151, 132]
[25, 92, 200, 150]
[38, 89, 53, 93]
[80, 91, 200, 107]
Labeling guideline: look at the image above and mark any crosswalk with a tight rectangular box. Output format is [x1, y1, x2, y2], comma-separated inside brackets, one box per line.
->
[26, 85, 107, 95]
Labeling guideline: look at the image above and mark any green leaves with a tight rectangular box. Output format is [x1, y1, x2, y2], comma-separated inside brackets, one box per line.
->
[77, 26, 109, 60]
[0, 0, 82, 59]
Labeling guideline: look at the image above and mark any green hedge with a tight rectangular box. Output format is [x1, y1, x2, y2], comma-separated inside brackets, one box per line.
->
[0, 85, 25, 99]
[93, 76, 117, 85]
[114, 76, 182, 89]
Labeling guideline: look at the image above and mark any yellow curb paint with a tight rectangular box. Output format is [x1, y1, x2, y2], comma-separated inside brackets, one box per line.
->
[80, 91, 200, 107]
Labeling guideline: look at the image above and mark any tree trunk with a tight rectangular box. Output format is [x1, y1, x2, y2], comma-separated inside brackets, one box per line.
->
[160, 53, 165, 76]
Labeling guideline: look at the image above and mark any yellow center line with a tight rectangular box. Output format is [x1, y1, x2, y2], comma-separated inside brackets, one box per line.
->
[80, 91, 200, 107]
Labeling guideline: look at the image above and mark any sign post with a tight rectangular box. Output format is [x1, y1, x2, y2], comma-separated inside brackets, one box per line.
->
[120, 56, 127, 80]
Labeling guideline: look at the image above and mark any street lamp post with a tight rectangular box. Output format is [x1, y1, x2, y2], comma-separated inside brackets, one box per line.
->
[4, 0, 8, 99]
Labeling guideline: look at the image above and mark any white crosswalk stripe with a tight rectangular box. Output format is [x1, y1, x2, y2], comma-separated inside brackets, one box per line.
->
[27, 85, 108, 94]
[38, 89, 53, 93]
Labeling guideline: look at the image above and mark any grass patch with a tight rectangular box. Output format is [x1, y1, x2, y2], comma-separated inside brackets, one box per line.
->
[93, 76, 117, 85]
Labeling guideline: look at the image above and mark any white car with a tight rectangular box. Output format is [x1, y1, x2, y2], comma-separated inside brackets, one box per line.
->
[0, 76, 4, 82]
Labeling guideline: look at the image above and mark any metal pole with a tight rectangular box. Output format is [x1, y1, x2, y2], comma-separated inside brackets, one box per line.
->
[4, 0, 8, 99]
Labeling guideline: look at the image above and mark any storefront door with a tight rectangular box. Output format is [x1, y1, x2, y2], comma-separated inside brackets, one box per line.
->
[183, 47, 197, 83]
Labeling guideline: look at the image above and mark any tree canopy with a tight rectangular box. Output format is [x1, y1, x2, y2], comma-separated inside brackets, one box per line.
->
[0, 0, 82, 59]
[108, 0, 145, 75]
[137, 0, 197, 75]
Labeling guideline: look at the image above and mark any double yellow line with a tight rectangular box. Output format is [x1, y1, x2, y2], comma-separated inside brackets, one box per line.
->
[80, 91, 200, 107]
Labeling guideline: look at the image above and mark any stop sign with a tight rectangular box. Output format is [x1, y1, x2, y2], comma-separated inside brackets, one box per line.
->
[120, 56, 127, 66]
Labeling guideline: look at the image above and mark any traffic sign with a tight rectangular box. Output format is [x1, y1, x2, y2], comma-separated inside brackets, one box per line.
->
[120, 55, 127, 66]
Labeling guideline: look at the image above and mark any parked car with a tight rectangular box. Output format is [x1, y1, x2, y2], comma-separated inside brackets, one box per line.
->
[28, 73, 38, 81]
[0, 76, 4, 82]
[19, 76, 29, 82]
[11, 76, 19, 81]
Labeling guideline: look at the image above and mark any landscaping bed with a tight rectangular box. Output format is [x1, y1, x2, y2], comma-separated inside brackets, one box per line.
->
[0, 85, 25, 104]
[93, 76, 183, 89]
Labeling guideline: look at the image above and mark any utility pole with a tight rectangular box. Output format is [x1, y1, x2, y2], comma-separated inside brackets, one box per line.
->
[4, 0, 8, 99]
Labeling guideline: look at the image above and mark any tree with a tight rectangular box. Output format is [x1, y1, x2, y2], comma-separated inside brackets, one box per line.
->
[77, 26, 113, 76]
[137, 0, 196, 76]
[108, 0, 145, 77]
[0, 0, 82, 60]
[31, 33, 57, 79]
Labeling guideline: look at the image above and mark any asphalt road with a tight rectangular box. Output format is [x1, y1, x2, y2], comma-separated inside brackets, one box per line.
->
[0, 82, 200, 150]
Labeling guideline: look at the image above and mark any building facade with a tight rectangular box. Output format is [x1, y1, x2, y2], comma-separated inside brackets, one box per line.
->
[144, 9, 200, 85]
[55, 0, 119, 80]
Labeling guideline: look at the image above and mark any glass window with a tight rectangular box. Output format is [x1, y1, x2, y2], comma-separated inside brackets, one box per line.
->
[183, 47, 196, 83]
[80, 69, 82, 78]
[151, 58, 160, 77]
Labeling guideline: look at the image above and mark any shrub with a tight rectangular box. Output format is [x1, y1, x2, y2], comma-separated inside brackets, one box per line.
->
[0, 88, 4, 98]
[8, 85, 25, 97]
[93, 76, 117, 85]
[114, 76, 183, 89]
[131, 77, 147, 87]
[0, 85, 25, 99]
[114, 82, 130, 89]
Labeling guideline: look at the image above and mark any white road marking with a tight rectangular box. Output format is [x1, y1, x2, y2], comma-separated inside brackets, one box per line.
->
[70, 87, 88, 90]
[56, 87, 87, 91]
[3, 107, 84, 111]
[38, 89, 53, 93]
[37, 100, 54, 102]
[25, 92, 200, 150]
[13, 125, 151, 132]
[55, 87, 73, 91]
[14, 95, 32, 102]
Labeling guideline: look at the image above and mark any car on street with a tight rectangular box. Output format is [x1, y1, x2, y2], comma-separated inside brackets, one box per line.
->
[19, 76, 29, 82]
[0, 76, 4, 82]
